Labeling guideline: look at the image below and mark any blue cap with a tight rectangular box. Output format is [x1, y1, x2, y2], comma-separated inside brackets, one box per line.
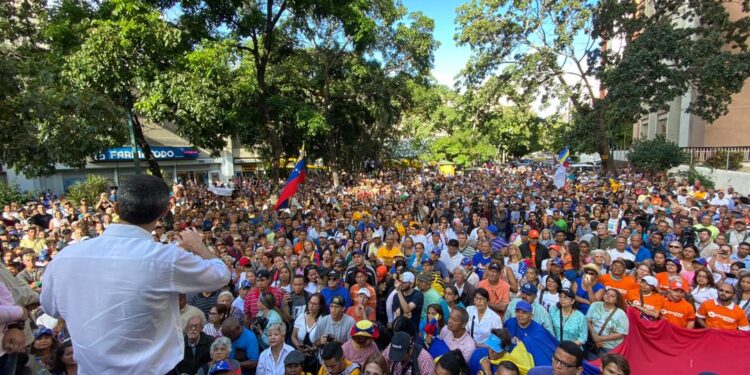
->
[520, 282, 537, 295]
[486, 332, 505, 353]
[240, 280, 252, 289]
[515, 300, 533, 313]
[487, 225, 498, 234]
[34, 327, 53, 339]
[431, 247, 441, 256]
[208, 360, 233, 375]
[551, 257, 563, 268]
[460, 258, 471, 266]
[693, 257, 708, 266]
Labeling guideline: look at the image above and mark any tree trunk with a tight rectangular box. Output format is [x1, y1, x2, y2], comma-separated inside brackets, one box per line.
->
[595, 117, 616, 175]
[132, 114, 163, 178]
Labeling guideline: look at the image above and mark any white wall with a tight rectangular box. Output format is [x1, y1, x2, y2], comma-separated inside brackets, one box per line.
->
[669, 165, 750, 195]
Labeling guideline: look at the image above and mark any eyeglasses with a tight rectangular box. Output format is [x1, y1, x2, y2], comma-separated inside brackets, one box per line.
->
[552, 355, 577, 369]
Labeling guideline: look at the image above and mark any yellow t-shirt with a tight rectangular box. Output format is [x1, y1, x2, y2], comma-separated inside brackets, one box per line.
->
[377, 245, 403, 267]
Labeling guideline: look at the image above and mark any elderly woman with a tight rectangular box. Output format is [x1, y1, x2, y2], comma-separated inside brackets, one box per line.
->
[257, 323, 296, 375]
[196, 337, 241, 375]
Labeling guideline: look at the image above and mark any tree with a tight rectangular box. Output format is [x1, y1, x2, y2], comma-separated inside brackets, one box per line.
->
[456, 0, 750, 174]
[63, 0, 185, 178]
[0, 0, 127, 177]
[628, 136, 685, 175]
[292, 7, 437, 183]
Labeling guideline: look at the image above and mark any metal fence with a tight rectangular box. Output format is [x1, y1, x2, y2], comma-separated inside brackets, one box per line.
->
[683, 147, 750, 163]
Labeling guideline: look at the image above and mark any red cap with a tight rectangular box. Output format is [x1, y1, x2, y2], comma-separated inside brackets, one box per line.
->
[239, 257, 251, 267]
[528, 229, 540, 239]
[670, 280, 687, 292]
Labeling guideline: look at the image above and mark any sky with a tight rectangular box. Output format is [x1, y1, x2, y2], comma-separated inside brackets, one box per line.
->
[402, 0, 472, 87]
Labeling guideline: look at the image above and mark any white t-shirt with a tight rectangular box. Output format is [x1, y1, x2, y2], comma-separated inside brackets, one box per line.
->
[691, 286, 718, 311]
[537, 290, 561, 311]
[466, 306, 503, 344]
[293, 313, 320, 344]
[607, 249, 635, 263]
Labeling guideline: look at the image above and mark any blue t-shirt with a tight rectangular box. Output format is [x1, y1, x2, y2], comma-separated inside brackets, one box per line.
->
[321, 286, 352, 308]
[472, 253, 493, 280]
[574, 277, 604, 315]
[230, 327, 260, 375]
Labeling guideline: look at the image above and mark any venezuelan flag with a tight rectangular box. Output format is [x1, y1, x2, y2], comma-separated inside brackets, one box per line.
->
[558, 147, 570, 167]
[273, 150, 306, 210]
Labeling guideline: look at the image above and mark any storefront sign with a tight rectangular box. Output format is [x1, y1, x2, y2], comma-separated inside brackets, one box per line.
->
[95, 147, 199, 161]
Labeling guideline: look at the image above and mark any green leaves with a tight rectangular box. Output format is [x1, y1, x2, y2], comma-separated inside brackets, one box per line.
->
[628, 136, 685, 174]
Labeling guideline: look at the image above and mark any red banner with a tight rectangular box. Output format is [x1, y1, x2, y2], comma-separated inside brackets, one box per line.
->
[597, 307, 750, 374]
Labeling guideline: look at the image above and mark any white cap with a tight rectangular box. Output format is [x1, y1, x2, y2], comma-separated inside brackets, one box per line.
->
[401, 272, 415, 284]
[357, 288, 371, 298]
[642, 275, 658, 288]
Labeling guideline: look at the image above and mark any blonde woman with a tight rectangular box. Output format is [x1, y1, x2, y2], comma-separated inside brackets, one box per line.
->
[505, 245, 525, 280]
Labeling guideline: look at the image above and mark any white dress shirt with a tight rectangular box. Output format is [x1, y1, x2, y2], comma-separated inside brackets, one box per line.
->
[257, 343, 295, 375]
[41, 224, 230, 375]
[466, 305, 503, 345]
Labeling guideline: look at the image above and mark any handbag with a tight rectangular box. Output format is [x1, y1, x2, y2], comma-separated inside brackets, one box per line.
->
[585, 306, 617, 355]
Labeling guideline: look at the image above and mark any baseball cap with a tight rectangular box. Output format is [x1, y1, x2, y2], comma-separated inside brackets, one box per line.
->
[284, 350, 305, 366]
[487, 225, 498, 234]
[416, 272, 433, 283]
[550, 257, 563, 268]
[256, 269, 271, 279]
[670, 280, 687, 292]
[330, 296, 346, 307]
[460, 258, 472, 266]
[486, 332, 505, 353]
[376, 265, 388, 282]
[327, 270, 340, 279]
[693, 258, 708, 266]
[239, 257, 251, 267]
[208, 360, 234, 375]
[350, 319, 380, 338]
[431, 248, 441, 256]
[520, 282, 537, 295]
[487, 263, 502, 271]
[515, 300, 533, 313]
[528, 229, 540, 239]
[401, 271, 415, 284]
[357, 288, 371, 298]
[240, 280, 252, 289]
[642, 275, 658, 288]
[34, 327, 53, 339]
[389, 332, 412, 362]
[421, 258, 434, 265]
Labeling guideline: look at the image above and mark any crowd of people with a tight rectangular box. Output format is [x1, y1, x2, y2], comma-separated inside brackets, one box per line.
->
[2, 160, 750, 375]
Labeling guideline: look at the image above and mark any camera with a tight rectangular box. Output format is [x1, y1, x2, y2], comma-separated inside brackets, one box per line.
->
[250, 316, 268, 331]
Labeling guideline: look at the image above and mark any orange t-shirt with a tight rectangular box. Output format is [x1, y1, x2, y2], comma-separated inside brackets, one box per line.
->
[626, 289, 665, 315]
[661, 298, 696, 328]
[478, 278, 511, 306]
[349, 284, 377, 309]
[529, 243, 537, 262]
[599, 274, 638, 296]
[562, 254, 573, 271]
[697, 300, 750, 330]
[655, 272, 690, 292]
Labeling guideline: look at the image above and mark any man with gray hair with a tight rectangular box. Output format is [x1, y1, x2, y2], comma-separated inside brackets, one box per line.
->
[450, 266, 476, 306]
[175, 315, 214, 374]
[439, 306, 476, 361]
[41, 175, 231, 375]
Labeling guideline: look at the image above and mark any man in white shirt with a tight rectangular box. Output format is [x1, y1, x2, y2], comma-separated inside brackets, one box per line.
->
[439, 239, 466, 274]
[607, 235, 636, 263]
[41, 175, 230, 375]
